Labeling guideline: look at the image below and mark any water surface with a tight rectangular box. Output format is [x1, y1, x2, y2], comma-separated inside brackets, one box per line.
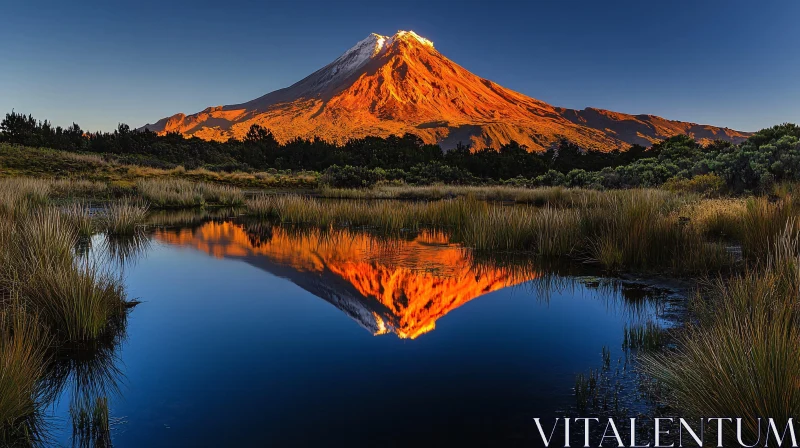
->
[51, 216, 672, 447]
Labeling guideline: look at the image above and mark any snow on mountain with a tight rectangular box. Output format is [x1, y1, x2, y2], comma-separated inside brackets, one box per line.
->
[142, 30, 750, 151]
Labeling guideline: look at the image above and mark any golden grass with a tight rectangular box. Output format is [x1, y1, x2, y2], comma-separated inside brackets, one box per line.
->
[0, 189, 131, 344]
[0, 172, 133, 444]
[250, 189, 732, 273]
[740, 196, 794, 260]
[0, 304, 50, 446]
[642, 222, 800, 444]
[98, 200, 149, 235]
[63, 201, 95, 237]
[320, 184, 608, 207]
[136, 178, 244, 207]
[684, 198, 747, 239]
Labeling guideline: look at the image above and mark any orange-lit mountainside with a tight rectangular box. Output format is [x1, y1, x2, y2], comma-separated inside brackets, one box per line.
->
[143, 30, 749, 151]
[154, 221, 538, 338]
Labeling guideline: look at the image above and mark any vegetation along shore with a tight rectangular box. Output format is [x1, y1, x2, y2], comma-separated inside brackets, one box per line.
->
[2, 110, 800, 444]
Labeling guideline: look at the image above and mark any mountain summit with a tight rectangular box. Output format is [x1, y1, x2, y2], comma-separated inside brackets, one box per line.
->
[142, 30, 749, 151]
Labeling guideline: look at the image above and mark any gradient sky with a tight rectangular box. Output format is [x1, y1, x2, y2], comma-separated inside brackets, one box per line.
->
[2, 0, 798, 133]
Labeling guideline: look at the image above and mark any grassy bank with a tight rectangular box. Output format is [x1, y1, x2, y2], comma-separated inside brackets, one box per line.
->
[245, 189, 764, 274]
[4, 142, 800, 443]
[0, 179, 134, 444]
[642, 222, 800, 444]
[319, 184, 609, 206]
[0, 143, 318, 190]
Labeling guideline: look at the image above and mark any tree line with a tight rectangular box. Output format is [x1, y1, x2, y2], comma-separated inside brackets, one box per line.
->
[2, 111, 799, 193]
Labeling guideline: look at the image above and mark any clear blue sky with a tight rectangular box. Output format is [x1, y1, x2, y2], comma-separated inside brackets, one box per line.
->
[2, 0, 798, 133]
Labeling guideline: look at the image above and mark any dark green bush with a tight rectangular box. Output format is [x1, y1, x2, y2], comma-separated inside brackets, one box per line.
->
[321, 165, 383, 188]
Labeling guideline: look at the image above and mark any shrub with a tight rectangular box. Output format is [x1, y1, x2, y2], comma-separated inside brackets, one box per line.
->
[320, 165, 383, 188]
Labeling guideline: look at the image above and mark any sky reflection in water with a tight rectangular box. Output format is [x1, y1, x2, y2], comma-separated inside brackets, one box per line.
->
[51, 218, 668, 447]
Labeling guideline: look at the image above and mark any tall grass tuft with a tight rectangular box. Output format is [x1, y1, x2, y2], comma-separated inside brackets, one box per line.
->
[0, 207, 131, 344]
[136, 178, 244, 207]
[21, 262, 128, 343]
[0, 178, 51, 218]
[0, 305, 50, 446]
[582, 190, 730, 272]
[64, 201, 96, 238]
[98, 200, 149, 235]
[246, 194, 286, 219]
[740, 196, 793, 260]
[641, 221, 800, 444]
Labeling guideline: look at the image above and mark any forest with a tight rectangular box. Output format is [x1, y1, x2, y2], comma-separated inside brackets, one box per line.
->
[2, 111, 799, 194]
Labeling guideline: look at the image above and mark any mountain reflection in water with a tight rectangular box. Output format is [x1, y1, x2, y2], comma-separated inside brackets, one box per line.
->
[154, 221, 540, 339]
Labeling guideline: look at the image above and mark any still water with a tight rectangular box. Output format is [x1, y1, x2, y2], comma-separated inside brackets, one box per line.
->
[51, 215, 675, 447]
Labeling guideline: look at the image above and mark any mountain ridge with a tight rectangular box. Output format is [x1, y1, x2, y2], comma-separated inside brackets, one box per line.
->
[142, 30, 750, 151]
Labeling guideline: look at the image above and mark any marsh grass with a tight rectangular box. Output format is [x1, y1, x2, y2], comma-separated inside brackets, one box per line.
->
[245, 194, 286, 219]
[22, 261, 128, 343]
[70, 397, 112, 448]
[641, 222, 800, 444]
[98, 200, 148, 236]
[136, 178, 244, 207]
[64, 201, 95, 237]
[686, 198, 747, 240]
[50, 179, 108, 199]
[252, 190, 731, 274]
[740, 196, 794, 260]
[0, 176, 133, 444]
[251, 194, 486, 231]
[581, 190, 732, 273]
[0, 206, 131, 344]
[0, 305, 50, 446]
[622, 322, 664, 351]
[0, 178, 51, 218]
[320, 184, 608, 207]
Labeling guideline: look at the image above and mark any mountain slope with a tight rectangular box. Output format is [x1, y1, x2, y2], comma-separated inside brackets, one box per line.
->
[142, 30, 750, 151]
[155, 222, 537, 339]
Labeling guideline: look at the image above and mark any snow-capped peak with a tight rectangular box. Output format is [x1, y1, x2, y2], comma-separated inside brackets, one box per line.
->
[305, 31, 434, 93]
[391, 30, 434, 48]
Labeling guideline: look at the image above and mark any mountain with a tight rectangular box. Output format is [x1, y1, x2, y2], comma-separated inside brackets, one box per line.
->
[155, 221, 537, 339]
[142, 30, 749, 151]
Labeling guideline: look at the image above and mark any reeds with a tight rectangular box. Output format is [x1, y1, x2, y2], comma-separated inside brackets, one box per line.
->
[0, 206, 131, 344]
[320, 184, 607, 207]
[641, 222, 800, 444]
[248, 190, 731, 273]
[136, 178, 244, 207]
[98, 200, 148, 235]
[70, 396, 112, 448]
[64, 201, 95, 237]
[622, 322, 663, 351]
[0, 305, 50, 446]
[740, 196, 794, 260]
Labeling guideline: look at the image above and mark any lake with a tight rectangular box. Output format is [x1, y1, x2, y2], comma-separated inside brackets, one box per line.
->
[49, 214, 676, 447]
